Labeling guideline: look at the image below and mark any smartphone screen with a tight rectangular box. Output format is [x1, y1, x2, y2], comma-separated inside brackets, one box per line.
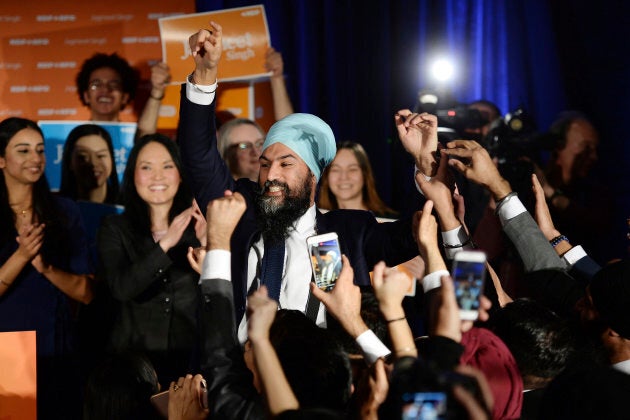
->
[307, 233, 342, 292]
[401, 392, 448, 420]
[452, 251, 486, 320]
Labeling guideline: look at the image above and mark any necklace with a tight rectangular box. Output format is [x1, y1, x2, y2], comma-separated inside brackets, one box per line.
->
[10, 203, 32, 218]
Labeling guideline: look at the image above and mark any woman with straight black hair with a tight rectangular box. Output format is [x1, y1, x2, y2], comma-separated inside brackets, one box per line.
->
[97, 133, 206, 388]
[0, 117, 93, 419]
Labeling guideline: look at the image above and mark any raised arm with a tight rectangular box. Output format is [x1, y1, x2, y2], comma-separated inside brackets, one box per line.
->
[177, 23, 235, 211]
[264, 47, 294, 120]
[394, 111, 439, 177]
[136, 62, 171, 138]
[444, 140, 565, 272]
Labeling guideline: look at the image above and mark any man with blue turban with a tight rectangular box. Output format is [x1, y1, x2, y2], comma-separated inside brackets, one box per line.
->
[178, 25, 420, 345]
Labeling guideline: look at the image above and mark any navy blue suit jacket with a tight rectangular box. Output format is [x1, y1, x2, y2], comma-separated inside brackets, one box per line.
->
[177, 86, 419, 322]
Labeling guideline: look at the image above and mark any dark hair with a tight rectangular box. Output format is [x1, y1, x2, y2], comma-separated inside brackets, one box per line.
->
[548, 110, 591, 151]
[76, 52, 139, 107]
[270, 310, 352, 411]
[120, 133, 192, 233]
[468, 99, 502, 121]
[0, 117, 68, 258]
[318, 141, 397, 217]
[83, 352, 160, 420]
[59, 124, 120, 204]
[488, 298, 575, 383]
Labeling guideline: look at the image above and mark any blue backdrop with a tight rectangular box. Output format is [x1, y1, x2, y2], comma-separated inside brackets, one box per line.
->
[196, 0, 630, 257]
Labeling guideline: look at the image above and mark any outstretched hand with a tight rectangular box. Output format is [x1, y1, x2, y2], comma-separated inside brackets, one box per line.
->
[444, 140, 511, 200]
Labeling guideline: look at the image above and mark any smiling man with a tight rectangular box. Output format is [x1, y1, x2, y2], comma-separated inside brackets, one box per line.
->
[178, 24, 423, 343]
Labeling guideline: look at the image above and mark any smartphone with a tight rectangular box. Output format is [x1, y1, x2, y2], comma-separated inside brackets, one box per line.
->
[401, 392, 448, 420]
[451, 250, 487, 320]
[306, 232, 342, 292]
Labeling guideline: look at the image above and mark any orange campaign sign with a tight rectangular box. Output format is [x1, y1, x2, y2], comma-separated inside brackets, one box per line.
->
[159, 4, 271, 83]
[0, 331, 37, 420]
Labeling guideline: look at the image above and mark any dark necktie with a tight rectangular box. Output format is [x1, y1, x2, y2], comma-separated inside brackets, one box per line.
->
[260, 240, 285, 301]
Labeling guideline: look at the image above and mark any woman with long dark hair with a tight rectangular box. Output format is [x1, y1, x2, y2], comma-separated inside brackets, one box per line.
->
[0, 117, 93, 419]
[97, 133, 206, 388]
[318, 141, 397, 218]
[59, 124, 120, 204]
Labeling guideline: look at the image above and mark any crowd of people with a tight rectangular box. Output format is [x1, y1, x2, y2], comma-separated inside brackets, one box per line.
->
[0, 20, 628, 420]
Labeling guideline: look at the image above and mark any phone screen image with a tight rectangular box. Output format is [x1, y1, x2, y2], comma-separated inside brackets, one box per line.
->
[452, 260, 485, 314]
[308, 236, 342, 291]
[401, 392, 447, 420]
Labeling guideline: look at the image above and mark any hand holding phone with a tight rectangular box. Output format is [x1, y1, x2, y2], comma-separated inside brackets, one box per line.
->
[451, 251, 486, 320]
[306, 232, 342, 292]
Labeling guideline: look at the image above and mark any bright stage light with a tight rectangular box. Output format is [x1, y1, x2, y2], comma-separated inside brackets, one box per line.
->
[430, 58, 455, 83]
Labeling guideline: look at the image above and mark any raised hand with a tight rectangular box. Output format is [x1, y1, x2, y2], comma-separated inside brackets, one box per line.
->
[372, 261, 412, 320]
[264, 47, 284, 78]
[532, 173, 560, 240]
[188, 21, 223, 84]
[206, 190, 246, 250]
[149, 62, 171, 99]
[444, 140, 511, 200]
[247, 286, 278, 342]
[395, 110, 439, 176]
[310, 255, 367, 338]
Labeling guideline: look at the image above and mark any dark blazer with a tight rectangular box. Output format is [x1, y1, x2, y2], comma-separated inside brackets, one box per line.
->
[96, 214, 201, 384]
[199, 278, 265, 419]
[177, 86, 419, 322]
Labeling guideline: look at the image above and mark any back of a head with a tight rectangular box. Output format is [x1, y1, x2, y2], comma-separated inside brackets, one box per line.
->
[488, 298, 575, 384]
[540, 364, 630, 419]
[270, 310, 352, 411]
[83, 352, 159, 420]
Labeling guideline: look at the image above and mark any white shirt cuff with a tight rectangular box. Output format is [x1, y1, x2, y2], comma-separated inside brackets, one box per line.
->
[201, 249, 231, 282]
[441, 225, 470, 259]
[497, 195, 527, 225]
[414, 165, 432, 195]
[563, 245, 587, 267]
[186, 76, 217, 106]
[422, 269, 450, 293]
[355, 329, 391, 365]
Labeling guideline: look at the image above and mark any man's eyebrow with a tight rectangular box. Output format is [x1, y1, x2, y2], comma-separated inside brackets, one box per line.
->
[260, 153, 297, 161]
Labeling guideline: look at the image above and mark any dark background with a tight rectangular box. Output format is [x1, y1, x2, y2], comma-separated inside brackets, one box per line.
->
[197, 0, 630, 259]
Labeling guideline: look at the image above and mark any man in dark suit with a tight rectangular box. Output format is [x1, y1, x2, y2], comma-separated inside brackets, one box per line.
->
[178, 24, 431, 342]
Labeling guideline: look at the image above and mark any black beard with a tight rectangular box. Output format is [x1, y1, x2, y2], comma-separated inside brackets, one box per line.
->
[255, 177, 312, 245]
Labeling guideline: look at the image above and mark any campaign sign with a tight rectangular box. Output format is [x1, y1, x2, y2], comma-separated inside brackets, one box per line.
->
[159, 4, 271, 83]
[38, 121, 136, 191]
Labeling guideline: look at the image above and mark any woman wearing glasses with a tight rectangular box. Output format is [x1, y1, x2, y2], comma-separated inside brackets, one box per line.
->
[217, 118, 266, 181]
[76, 52, 171, 138]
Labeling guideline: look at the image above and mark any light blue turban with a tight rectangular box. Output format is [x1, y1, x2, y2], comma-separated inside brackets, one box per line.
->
[262, 113, 336, 181]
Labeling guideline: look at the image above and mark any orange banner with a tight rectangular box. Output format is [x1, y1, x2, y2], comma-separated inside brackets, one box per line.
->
[159, 5, 271, 83]
[0, 331, 37, 420]
[0, 1, 194, 126]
